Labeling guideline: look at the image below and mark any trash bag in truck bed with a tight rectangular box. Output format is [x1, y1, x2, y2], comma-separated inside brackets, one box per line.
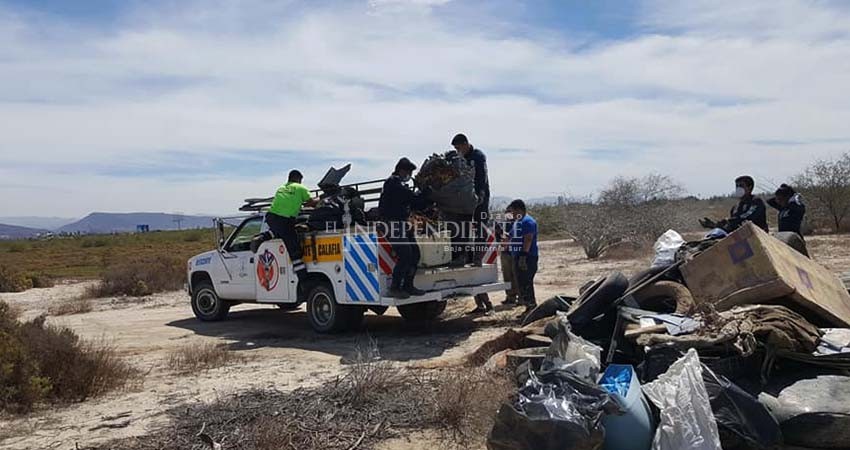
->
[415, 151, 478, 215]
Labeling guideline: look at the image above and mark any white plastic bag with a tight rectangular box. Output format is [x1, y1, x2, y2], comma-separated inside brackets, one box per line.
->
[651, 230, 685, 268]
[642, 349, 722, 450]
[542, 312, 602, 382]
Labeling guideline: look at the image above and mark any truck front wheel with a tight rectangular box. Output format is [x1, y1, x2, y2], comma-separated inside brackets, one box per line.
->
[191, 281, 231, 321]
[306, 283, 364, 333]
[397, 301, 447, 322]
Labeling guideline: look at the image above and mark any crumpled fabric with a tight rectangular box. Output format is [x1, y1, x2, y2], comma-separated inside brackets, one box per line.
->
[642, 349, 723, 450]
[636, 305, 820, 357]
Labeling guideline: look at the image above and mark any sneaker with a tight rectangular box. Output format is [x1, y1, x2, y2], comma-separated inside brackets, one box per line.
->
[387, 287, 410, 299]
[404, 286, 427, 296]
[502, 297, 518, 305]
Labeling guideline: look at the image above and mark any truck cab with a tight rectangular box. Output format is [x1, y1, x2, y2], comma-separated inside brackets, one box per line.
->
[187, 168, 509, 333]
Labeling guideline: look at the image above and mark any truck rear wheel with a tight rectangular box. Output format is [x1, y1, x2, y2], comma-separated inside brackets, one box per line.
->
[191, 281, 231, 321]
[397, 301, 447, 322]
[306, 283, 364, 333]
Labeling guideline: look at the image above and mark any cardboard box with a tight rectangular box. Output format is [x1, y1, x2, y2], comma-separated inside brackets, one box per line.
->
[681, 222, 850, 327]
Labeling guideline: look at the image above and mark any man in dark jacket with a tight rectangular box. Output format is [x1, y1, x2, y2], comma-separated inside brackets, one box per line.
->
[379, 158, 429, 299]
[768, 184, 806, 235]
[700, 175, 768, 233]
[452, 133, 494, 314]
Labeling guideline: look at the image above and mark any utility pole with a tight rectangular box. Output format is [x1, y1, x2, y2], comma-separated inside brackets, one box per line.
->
[173, 213, 185, 230]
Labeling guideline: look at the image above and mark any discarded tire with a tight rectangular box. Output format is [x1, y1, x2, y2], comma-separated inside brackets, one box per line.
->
[632, 281, 695, 315]
[520, 295, 575, 326]
[567, 272, 629, 330]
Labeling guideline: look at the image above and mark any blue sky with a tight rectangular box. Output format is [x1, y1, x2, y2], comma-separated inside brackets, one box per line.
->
[1, 0, 849, 216]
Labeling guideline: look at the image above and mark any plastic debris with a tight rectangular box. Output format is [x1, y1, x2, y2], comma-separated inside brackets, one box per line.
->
[651, 230, 685, 269]
[642, 349, 722, 450]
[600, 365, 655, 450]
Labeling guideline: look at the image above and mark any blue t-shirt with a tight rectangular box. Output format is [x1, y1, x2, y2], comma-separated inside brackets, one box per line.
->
[510, 214, 539, 257]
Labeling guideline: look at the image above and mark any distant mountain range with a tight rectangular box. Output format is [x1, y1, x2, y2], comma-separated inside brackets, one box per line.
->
[56, 213, 216, 234]
[0, 223, 49, 240]
[0, 216, 77, 230]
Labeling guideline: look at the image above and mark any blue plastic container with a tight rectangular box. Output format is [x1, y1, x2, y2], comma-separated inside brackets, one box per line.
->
[599, 364, 655, 450]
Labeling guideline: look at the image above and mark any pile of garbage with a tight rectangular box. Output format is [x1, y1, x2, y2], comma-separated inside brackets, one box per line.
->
[481, 223, 850, 450]
[414, 151, 478, 215]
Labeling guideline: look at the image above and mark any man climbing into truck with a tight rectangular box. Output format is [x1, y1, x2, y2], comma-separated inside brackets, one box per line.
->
[250, 169, 319, 279]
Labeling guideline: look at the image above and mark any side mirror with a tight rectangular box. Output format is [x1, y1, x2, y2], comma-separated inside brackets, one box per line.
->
[217, 221, 226, 249]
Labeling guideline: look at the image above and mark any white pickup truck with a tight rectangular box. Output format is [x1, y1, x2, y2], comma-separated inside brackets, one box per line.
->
[187, 212, 508, 333]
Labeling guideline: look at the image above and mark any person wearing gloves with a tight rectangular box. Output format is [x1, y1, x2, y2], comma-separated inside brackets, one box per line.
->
[700, 175, 768, 233]
[507, 199, 538, 315]
[768, 184, 806, 235]
[379, 157, 431, 299]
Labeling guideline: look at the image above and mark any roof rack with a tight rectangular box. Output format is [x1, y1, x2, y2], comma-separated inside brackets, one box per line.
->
[239, 178, 386, 212]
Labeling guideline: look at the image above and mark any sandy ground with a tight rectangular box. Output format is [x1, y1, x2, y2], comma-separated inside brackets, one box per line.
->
[0, 236, 847, 449]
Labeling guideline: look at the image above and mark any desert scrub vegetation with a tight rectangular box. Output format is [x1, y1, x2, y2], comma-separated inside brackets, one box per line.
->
[86, 256, 185, 298]
[47, 296, 94, 316]
[0, 301, 137, 413]
[87, 346, 513, 450]
[166, 342, 243, 374]
[0, 229, 212, 282]
[0, 265, 54, 293]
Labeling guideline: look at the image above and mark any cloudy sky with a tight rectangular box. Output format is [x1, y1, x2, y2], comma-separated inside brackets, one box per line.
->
[1, 0, 849, 217]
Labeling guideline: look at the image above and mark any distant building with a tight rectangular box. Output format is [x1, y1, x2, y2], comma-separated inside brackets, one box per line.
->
[136, 224, 150, 233]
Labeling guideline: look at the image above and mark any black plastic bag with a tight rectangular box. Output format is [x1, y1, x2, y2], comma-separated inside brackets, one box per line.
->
[487, 369, 617, 450]
[702, 365, 782, 449]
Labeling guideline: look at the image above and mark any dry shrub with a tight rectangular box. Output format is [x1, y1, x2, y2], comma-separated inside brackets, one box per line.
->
[48, 297, 93, 316]
[0, 265, 33, 293]
[0, 301, 137, 413]
[87, 256, 185, 298]
[27, 273, 54, 288]
[166, 342, 242, 373]
[430, 368, 514, 447]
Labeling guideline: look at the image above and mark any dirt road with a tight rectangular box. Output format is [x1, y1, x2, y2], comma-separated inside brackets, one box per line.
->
[1, 236, 846, 449]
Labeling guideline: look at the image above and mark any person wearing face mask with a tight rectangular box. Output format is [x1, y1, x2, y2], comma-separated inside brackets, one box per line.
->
[767, 184, 806, 235]
[379, 157, 430, 299]
[700, 175, 768, 233]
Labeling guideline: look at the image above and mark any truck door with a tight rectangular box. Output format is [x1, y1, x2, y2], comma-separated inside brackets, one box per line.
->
[255, 240, 295, 303]
[218, 216, 263, 300]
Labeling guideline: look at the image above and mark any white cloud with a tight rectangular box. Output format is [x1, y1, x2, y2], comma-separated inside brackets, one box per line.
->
[0, 0, 849, 216]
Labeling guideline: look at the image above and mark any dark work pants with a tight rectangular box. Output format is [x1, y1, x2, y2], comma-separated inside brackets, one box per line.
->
[515, 254, 538, 307]
[387, 223, 420, 289]
[443, 211, 473, 262]
[264, 213, 306, 277]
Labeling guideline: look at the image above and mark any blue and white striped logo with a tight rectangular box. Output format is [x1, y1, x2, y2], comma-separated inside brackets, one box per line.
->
[344, 233, 379, 302]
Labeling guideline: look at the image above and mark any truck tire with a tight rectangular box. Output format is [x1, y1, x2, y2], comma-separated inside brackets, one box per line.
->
[306, 283, 364, 333]
[191, 281, 231, 321]
[397, 301, 447, 322]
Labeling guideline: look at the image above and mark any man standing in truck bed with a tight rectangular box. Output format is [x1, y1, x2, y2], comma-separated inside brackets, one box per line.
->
[251, 170, 319, 279]
[452, 133, 495, 315]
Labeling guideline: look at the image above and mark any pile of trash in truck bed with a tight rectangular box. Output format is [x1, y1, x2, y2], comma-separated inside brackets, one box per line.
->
[477, 222, 850, 450]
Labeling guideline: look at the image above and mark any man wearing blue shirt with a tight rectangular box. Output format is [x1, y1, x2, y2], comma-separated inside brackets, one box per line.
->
[507, 199, 538, 313]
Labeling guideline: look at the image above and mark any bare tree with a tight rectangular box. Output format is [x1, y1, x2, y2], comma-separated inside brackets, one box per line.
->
[598, 174, 684, 206]
[792, 152, 850, 232]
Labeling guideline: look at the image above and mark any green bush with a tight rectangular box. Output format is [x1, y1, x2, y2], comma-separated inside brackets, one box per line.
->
[6, 243, 27, 253]
[0, 265, 33, 293]
[87, 256, 186, 298]
[27, 273, 54, 289]
[81, 238, 109, 248]
[182, 231, 204, 242]
[0, 301, 136, 413]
